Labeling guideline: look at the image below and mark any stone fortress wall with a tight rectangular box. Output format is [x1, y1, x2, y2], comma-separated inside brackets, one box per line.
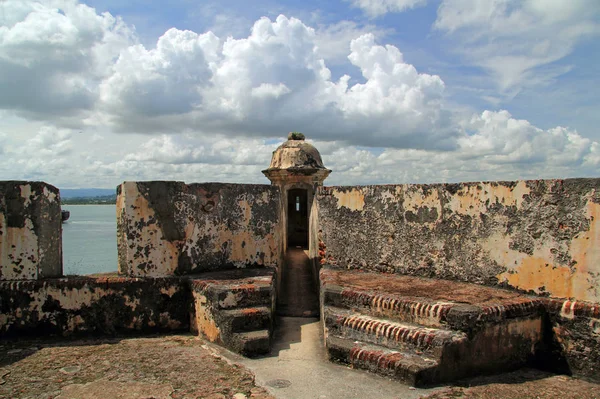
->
[0, 168, 598, 381]
[117, 181, 283, 277]
[315, 178, 600, 380]
[316, 179, 600, 303]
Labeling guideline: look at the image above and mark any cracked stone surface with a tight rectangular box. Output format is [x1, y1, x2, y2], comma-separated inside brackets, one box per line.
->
[422, 368, 600, 399]
[0, 335, 272, 399]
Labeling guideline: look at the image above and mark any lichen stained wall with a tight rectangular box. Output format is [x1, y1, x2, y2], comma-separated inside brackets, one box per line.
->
[117, 181, 282, 277]
[317, 178, 600, 303]
[0, 277, 188, 337]
[0, 181, 62, 280]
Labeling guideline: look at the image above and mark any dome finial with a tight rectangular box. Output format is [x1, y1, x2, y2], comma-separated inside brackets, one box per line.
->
[262, 132, 331, 185]
[288, 132, 305, 141]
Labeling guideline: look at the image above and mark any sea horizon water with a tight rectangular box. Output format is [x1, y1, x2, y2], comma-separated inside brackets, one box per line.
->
[62, 204, 118, 275]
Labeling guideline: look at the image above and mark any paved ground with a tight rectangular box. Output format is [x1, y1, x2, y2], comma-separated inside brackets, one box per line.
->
[0, 335, 273, 399]
[423, 368, 600, 399]
[1, 330, 599, 399]
[276, 248, 319, 317]
[220, 316, 442, 399]
[224, 316, 600, 399]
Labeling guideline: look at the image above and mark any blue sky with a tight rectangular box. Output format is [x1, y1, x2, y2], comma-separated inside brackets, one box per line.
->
[0, 0, 598, 188]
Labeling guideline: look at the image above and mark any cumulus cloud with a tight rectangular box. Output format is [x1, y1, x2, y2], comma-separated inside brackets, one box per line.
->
[123, 134, 275, 166]
[434, 0, 600, 92]
[314, 20, 391, 64]
[97, 16, 451, 149]
[0, 118, 597, 189]
[0, 0, 136, 119]
[99, 28, 220, 118]
[0, 125, 75, 182]
[458, 110, 598, 167]
[114, 123, 599, 187]
[333, 115, 599, 185]
[25, 126, 73, 157]
[348, 0, 428, 17]
[0, 2, 597, 189]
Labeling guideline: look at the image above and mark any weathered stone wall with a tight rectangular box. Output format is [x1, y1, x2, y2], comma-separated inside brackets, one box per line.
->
[117, 182, 282, 277]
[317, 178, 600, 303]
[0, 277, 189, 337]
[0, 181, 62, 280]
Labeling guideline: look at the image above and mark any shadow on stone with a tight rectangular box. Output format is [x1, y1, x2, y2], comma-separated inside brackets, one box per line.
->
[276, 249, 319, 317]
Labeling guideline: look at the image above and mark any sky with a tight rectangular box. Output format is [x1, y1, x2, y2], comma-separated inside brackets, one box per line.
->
[0, 0, 599, 189]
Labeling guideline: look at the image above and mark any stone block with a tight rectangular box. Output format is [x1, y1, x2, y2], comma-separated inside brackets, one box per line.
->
[0, 181, 62, 280]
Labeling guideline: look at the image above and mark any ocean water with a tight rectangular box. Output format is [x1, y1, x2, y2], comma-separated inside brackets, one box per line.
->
[62, 205, 118, 275]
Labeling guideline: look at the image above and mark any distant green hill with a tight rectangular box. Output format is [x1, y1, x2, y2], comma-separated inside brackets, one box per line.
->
[61, 194, 116, 205]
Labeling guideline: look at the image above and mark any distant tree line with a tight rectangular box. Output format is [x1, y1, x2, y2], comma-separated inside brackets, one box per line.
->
[61, 195, 117, 205]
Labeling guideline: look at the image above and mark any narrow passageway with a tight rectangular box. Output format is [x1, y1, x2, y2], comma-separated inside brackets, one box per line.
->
[276, 248, 319, 317]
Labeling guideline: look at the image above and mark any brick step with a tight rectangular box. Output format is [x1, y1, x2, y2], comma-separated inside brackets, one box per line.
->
[220, 306, 271, 333]
[321, 270, 543, 332]
[227, 329, 271, 357]
[322, 283, 456, 329]
[326, 335, 439, 387]
[324, 306, 466, 357]
[321, 269, 546, 384]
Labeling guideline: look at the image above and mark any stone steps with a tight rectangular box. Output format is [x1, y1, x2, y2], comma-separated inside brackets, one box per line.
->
[221, 306, 271, 333]
[322, 283, 453, 329]
[188, 268, 275, 356]
[324, 306, 466, 357]
[321, 268, 546, 385]
[326, 335, 439, 387]
[321, 268, 544, 333]
[229, 329, 271, 356]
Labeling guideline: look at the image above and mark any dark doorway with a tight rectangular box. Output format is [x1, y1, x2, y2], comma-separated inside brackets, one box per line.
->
[287, 189, 308, 248]
[278, 189, 319, 317]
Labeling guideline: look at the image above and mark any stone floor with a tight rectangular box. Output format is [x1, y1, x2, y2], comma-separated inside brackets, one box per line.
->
[276, 248, 319, 317]
[0, 335, 273, 399]
[222, 316, 442, 399]
[1, 331, 599, 399]
[424, 369, 600, 399]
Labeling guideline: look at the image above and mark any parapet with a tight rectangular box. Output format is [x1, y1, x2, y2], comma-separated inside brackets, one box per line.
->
[116, 181, 283, 277]
[0, 181, 62, 280]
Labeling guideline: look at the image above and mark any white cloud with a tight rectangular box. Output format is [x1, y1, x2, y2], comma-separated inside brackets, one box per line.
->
[0, 116, 597, 189]
[99, 28, 220, 119]
[95, 15, 451, 149]
[0, 3, 597, 189]
[458, 110, 597, 167]
[25, 126, 73, 157]
[251, 83, 291, 99]
[123, 134, 276, 167]
[434, 0, 600, 92]
[314, 20, 391, 64]
[0, 0, 136, 118]
[348, 0, 428, 18]
[0, 126, 74, 181]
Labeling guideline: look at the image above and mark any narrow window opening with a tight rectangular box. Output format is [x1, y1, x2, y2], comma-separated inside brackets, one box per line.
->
[287, 189, 308, 248]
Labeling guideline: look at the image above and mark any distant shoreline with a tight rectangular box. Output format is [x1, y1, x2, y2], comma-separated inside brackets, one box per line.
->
[62, 195, 116, 205]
